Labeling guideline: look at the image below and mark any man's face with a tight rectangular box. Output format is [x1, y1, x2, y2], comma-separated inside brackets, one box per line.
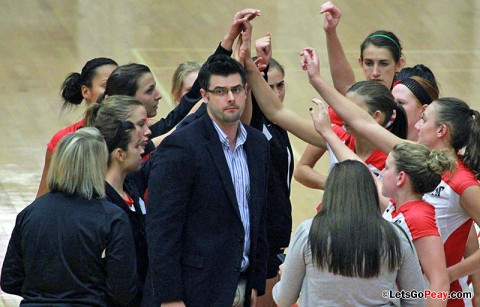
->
[202, 74, 246, 129]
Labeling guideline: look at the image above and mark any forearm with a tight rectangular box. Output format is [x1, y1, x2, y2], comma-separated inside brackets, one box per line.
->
[448, 243, 480, 283]
[322, 129, 360, 162]
[325, 30, 355, 95]
[309, 75, 399, 154]
[294, 165, 326, 190]
[245, 59, 284, 122]
[240, 89, 253, 125]
[294, 145, 327, 190]
[465, 225, 480, 298]
[246, 60, 328, 148]
[310, 75, 369, 126]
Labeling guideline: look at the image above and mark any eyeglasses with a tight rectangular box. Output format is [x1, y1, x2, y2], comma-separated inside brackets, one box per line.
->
[206, 85, 245, 97]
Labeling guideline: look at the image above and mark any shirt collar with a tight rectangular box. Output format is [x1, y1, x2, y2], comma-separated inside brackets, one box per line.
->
[211, 120, 247, 150]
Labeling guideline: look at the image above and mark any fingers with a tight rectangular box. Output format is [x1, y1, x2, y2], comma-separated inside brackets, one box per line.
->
[253, 58, 267, 71]
[312, 98, 329, 114]
[319, 1, 334, 14]
[300, 47, 316, 70]
[319, 1, 340, 16]
[234, 8, 261, 22]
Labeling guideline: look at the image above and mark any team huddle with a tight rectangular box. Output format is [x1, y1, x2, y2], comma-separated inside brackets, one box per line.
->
[2, 2, 480, 307]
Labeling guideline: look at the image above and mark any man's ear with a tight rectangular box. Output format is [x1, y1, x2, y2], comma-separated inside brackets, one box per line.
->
[200, 88, 208, 103]
[358, 57, 363, 67]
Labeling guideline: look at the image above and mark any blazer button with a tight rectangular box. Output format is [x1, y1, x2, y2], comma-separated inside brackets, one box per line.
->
[237, 236, 243, 242]
[233, 267, 239, 272]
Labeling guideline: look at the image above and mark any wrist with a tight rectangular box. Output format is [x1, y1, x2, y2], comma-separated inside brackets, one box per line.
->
[322, 129, 336, 139]
[324, 28, 337, 36]
[221, 37, 234, 51]
[309, 74, 322, 86]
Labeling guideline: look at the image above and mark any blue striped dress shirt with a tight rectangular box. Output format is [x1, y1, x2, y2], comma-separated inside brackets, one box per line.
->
[212, 120, 250, 271]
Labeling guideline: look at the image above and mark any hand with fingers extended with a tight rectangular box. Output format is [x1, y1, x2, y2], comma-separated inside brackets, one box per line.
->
[222, 8, 261, 51]
[255, 32, 272, 69]
[319, 1, 341, 34]
[309, 98, 333, 137]
[300, 47, 321, 81]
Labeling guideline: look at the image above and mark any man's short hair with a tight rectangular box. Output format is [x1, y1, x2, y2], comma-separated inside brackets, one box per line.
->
[198, 54, 247, 90]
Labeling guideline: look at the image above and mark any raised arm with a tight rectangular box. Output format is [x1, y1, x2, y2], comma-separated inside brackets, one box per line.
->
[221, 8, 261, 52]
[309, 99, 389, 209]
[301, 47, 401, 154]
[242, 36, 327, 149]
[320, 1, 355, 95]
[241, 32, 272, 126]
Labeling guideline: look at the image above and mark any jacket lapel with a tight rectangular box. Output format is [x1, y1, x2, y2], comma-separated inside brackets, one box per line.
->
[243, 132, 260, 227]
[202, 116, 242, 221]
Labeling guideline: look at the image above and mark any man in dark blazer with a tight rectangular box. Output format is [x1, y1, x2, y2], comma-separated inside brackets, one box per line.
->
[143, 54, 269, 307]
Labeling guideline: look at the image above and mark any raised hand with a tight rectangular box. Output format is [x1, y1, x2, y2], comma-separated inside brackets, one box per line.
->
[300, 47, 321, 80]
[310, 98, 333, 137]
[255, 32, 272, 69]
[319, 1, 341, 34]
[222, 8, 261, 51]
[238, 20, 253, 67]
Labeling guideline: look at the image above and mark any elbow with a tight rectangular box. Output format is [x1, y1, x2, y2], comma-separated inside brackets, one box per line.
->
[428, 273, 451, 294]
[293, 167, 304, 184]
[272, 280, 299, 307]
[0, 280, 22, 296]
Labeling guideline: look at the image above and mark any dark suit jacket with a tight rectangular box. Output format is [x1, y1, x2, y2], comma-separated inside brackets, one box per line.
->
[143, 114, 269, 307]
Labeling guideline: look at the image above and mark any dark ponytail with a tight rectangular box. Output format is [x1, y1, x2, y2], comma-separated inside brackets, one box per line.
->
[60, 57, 117, 108]
[348, 81, 407, 139]
[387, 103, 408, 139]
[463, 109, 480, 179]
[435, 97, 480, 179]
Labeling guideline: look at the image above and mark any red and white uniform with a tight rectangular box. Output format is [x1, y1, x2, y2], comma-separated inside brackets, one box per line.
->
[423, 159, 479, 307]
[328, 124, 386, 177]
[383, 199, 439, 241]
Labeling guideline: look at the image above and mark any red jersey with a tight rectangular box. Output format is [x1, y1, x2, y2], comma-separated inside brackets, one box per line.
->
[423, 159, 480, 307]
[47, 119, 85, 153]
[383, 199, 439, 241]
[328, 106, 343, 126]
[328, 124, 386, 177]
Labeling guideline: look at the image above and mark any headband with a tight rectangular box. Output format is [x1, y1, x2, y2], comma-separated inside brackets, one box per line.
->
[398, 78, 432, 105]
[368, 34, 401, 53]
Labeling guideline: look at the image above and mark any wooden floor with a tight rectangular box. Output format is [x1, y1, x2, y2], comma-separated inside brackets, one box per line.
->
[1, 0, 480, 304]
